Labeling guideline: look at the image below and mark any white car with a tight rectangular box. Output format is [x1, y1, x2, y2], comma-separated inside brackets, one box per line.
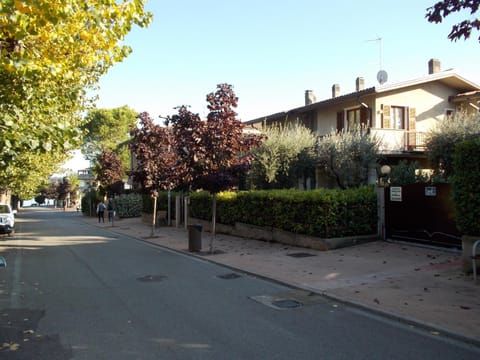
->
[0, 204, 16, 235]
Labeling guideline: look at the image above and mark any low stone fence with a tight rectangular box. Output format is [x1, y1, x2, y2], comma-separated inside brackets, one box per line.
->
[188, 217, 378, 251]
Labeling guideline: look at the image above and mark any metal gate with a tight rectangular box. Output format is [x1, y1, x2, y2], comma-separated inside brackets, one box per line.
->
[384, 183, 462, 248]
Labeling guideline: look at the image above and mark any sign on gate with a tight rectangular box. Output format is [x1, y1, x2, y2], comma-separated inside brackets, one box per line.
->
[390, 187, 402, 202]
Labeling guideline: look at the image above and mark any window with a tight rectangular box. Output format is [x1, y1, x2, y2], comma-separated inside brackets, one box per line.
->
[391, 106, 405, 129]
[347, 108, 361, 129]
[346, 107, 369, 129]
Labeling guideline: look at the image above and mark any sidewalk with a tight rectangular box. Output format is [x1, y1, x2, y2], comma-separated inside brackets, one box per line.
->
[81, 214, 480, 346]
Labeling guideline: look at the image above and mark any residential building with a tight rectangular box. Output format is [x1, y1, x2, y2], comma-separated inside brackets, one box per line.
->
[77, 169, 95, 191]
[245, 59, 480, 187]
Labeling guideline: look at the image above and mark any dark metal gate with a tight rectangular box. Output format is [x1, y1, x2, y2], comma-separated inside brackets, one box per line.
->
[384, 183, 462, 248]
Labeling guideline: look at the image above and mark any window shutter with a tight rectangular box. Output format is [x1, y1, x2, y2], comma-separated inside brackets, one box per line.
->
[382, 105, 391, 128]
[336, 111, 344, 132]
[408, 107, 416, 149]
[408, 107, 416, 131]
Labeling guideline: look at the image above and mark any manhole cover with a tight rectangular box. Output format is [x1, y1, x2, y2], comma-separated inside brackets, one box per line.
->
[287, 252, 316, 258]
[250, 290, 326, 310]
[271, 299, 302, 309]
[217, 273, 241, 280]
[137, 275, 166, 282]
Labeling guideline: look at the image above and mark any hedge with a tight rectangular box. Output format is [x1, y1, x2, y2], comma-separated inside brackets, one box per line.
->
[114, 193, 143, 217]
[452, 137, 480, 234]
[189, 186, 377, 238]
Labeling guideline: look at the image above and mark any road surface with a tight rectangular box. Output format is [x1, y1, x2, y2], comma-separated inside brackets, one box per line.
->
[0, 208, 478, 359]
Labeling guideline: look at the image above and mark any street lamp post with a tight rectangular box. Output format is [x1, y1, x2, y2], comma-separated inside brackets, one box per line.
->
[377, 165, 391, 241]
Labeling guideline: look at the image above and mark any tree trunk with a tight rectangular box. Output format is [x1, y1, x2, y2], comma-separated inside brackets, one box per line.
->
[209, 194, 217, 253]
[151, 195, 157, 237]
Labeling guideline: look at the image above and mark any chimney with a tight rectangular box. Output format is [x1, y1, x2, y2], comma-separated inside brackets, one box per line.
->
[305, 90, 316, 105]
[356, 77, 365, 91]
[428, 58, 441, 74]
[332, 84, 340, 98]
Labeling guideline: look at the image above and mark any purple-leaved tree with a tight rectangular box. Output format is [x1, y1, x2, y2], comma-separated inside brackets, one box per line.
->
[168, 84, 261, 252]
[130, 112, 182, 236]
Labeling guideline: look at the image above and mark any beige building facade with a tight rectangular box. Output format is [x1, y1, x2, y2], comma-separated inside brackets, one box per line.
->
[246, 59, 480, 187]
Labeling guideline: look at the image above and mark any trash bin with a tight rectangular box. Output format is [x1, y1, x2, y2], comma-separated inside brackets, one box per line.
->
[188, 224, 202, 252]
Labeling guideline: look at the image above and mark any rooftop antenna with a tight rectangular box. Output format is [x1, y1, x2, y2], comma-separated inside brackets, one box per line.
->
[367, 37, 388, 85]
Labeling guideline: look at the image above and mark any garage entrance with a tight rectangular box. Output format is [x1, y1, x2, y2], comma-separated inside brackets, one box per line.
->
[384, 183, 461, 248]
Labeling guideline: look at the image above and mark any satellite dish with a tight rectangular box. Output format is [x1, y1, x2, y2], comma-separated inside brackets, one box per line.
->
[377, 70, 388, 85]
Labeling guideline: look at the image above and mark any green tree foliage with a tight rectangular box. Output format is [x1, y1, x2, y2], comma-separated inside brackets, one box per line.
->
[249, 122, 316, 189]
[2, 151, 68, 199]
[425, 112, 480, 180]
[317, 126, 380, 189]
[389, 160, 428, 186]
[0, 0, 151, 195]
[426, 0, 480, 42]
[452, 137, 480, 234]
[81, 106, 138, 173]
[66, 173, 80, 194]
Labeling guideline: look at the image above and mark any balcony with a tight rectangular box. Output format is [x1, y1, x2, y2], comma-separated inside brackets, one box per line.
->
[370, 128, 426, 153]
[77, 169, 94, 180]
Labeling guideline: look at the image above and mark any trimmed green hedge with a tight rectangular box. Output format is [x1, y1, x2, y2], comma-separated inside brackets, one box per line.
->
[189, 186, 377, 238]
[115, 193, 143, 217]
[452, 137, 480, 234]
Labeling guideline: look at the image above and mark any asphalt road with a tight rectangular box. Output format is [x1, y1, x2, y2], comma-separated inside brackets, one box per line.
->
[0, 208, 479, 359]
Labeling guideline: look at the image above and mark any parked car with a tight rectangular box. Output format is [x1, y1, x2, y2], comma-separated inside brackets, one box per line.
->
[0, 204, 16, 236]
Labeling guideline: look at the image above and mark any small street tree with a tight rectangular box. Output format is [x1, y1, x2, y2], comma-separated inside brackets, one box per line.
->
[96, 149, 124, 197]
[316, 126, 380, 189]
[166, 106, 207, 188]
[168, 84, 261, 252]
[130, 112, 182, 236]
[57, 177, 72, 208]
[45, 182, 59, 206]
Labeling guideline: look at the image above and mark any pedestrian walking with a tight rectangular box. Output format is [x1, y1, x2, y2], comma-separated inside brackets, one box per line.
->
[107, 200, 114, 222]
[97, 201, 106, 223]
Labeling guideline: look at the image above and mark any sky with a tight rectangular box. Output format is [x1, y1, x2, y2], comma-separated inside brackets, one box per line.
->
[94, 0, 480, 123]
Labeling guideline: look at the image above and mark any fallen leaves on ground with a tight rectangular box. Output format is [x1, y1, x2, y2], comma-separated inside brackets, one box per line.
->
[1, 342, 20, 351]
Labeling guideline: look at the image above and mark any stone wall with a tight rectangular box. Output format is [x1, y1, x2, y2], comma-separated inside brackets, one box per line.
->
[188, 217, 378, 251]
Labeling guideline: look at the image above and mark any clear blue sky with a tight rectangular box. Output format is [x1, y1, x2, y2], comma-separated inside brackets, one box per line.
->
[94, 0, 480, 122]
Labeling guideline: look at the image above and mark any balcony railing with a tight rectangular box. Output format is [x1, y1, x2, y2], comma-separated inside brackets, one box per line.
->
[370, 128, 426, 153]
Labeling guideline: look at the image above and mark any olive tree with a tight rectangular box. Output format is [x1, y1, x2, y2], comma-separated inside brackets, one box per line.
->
[317, 126, 380, 189]
[249, 122, 316, 189]
[425, 112, 480, 180]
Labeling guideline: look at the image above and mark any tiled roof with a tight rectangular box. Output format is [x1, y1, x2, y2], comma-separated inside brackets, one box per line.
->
[246, 71, 480, 124]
